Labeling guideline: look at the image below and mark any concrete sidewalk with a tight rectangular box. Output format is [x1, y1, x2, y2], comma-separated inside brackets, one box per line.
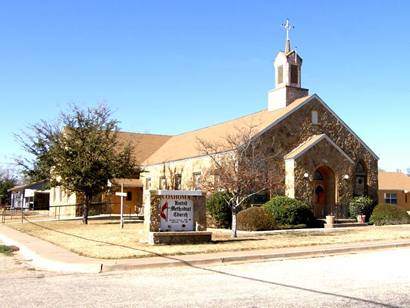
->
[1, 224, 410, 274]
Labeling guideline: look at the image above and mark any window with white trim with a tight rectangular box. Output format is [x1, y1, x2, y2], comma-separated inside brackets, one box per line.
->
[159, 176, 167, 190]
[145, 178, 151, 190]
[193, 172, 201, 190]
[175, 174, 182, 190]
[384, 193, 397, 204]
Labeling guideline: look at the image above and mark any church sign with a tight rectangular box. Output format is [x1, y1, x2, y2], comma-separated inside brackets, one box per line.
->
[144, 190, 211, 244]
[159, 198, 193, 231]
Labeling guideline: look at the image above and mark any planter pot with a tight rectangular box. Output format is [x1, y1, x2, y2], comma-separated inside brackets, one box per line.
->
[326, 215, 335, 225]
[357, 215, 366, 224]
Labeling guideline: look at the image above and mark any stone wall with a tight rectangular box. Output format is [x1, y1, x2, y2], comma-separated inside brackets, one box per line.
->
[140, 97, 378, 218]
[256, 97, 378, 208]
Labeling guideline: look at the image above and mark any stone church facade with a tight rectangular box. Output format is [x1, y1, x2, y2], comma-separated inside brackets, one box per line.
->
[132, 36, 378, 218]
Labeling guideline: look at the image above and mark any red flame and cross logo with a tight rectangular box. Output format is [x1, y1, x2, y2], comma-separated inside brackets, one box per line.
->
[160, 201, 168, 220]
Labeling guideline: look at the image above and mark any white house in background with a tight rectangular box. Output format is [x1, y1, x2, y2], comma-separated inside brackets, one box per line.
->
[8, 180, 50, 210]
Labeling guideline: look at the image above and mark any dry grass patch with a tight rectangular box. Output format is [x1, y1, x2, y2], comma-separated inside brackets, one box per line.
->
[5, 219, 410, 259]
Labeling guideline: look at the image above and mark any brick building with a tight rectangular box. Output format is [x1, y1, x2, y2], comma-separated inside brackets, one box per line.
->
[378, 171, 410, 210]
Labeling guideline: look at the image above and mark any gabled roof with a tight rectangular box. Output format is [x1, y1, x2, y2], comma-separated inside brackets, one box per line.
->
[125, 93, 377, 166]
[117, 132, 172, 164]
[142, 96, 311, 165]
[284, 134, 354, 164]
[379, 172, 410, 191]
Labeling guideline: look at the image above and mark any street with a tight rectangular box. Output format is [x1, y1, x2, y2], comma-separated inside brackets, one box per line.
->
[1, 247, 409, 307]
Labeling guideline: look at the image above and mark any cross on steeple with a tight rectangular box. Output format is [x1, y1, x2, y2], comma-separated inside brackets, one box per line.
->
[281, 18, 294, 52]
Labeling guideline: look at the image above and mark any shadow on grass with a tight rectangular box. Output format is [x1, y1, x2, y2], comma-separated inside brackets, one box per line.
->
[22, 217, 396, 308]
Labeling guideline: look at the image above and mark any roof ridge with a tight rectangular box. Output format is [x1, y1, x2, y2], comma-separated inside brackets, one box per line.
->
[172, 108, 271, 138]
[143, 108, 285, 164]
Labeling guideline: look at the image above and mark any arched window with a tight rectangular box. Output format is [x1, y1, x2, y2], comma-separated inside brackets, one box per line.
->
[356, 162, 365, 174]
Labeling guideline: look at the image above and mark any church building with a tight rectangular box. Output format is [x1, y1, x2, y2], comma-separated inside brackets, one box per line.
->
[50, 21, 379, 218]
[127, 21, 379, 218]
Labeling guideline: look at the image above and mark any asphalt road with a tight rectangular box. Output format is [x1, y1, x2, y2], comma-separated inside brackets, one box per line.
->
[1, 247, 409, 307]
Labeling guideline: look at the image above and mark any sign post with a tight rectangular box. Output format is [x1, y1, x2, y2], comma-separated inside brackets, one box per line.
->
[115, 184, 127, 229]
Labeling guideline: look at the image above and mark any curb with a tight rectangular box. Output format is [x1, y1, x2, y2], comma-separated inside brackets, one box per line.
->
[100, 240, 410, 272]
[0, 232, 102, 274]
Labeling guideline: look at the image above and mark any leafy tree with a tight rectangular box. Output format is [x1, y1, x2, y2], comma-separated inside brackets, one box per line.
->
[0, 169, 18, 205]
[198, 126, 275, 238]
[15, 120, 57, 183]
[17, 104, 140, 224]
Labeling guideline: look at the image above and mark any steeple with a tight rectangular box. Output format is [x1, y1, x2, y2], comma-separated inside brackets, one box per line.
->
[268, 19, 309, 111]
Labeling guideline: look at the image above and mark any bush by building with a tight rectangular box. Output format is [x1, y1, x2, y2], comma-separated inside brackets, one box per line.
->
[349, 196, 374, 218]
[369, 204, 410, 225]
[237, 207, 275, 231]
[263, 195, 315, 227]
[206, 192, 232, 228]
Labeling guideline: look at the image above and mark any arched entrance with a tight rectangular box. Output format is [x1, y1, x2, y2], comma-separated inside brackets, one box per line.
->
[312, 166, 336, 218]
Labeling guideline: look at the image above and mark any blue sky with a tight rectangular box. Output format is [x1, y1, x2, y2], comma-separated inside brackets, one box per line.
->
[0, 0, 409, 173]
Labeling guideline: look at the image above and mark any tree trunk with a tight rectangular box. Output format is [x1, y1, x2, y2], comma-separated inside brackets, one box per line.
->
[82, 195, 90, 225]
[231, 210, 237, 238]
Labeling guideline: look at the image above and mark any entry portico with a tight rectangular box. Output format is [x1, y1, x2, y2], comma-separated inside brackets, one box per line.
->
[284, 134, 355, 217]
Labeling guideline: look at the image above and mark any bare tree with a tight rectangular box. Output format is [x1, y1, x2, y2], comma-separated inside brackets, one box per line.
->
[198, 126, 275, 238]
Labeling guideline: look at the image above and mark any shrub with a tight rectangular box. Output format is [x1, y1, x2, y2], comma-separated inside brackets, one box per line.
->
[349, 196, 374, 218]
[263, 196, 315, 226]
[0, 245, 13, 256]
[370, 204, 410, 225]
[206, 192, 232, 228]
[237, 207, 275, 231]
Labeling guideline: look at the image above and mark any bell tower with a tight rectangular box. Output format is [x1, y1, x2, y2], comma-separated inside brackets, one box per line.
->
[268, 19, 309, 111]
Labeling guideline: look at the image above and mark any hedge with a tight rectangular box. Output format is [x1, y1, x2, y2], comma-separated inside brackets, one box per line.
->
[263, 195, 315, 226]
[370, 204, 410, 225]
[237, 207, 275, 231]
